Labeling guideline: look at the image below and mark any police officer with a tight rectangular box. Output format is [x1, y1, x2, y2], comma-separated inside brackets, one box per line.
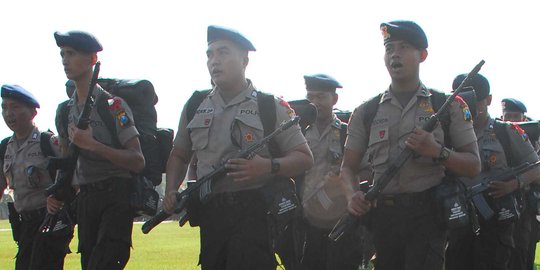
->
[343, 20, 481, 270]
[500, 98, 539, 270]
[301, 74, 362, 270]
[1, 84, 72, 270]
[163, 25, 313, 270]
[49, 31, 145, 270]
[445, 74, 540, 270]
[502, 98, 528, 122]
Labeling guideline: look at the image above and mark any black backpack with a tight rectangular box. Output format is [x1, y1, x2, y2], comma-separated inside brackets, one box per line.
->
[0, 131, 57, 179]
[61, 79, 173, 186]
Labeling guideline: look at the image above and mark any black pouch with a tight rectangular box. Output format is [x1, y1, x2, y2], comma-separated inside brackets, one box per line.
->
[185, 180, 202, 227]
[433, 177, 470, 230]
[487, 193, 520, 223]
[130, 175, 159, 217]
[259, 177, 300, 245]
[7, 202, 21, 242]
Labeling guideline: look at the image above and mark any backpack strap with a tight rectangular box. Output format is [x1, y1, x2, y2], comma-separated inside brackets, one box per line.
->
[340, 122, 348, 153]
[493, 120, 515, 167]
[56, 100, 71, 143]
[256, 91, 279, 158]
[362, 93, 383, 138]
[186, 90, 212, 124]
[0, 136, 11, 161]
[429, 89, 451, 147]
[39, 131, 56, 158]
[95, 91, 121, 148]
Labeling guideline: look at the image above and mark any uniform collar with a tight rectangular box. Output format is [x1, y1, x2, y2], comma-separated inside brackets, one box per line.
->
[209, 79, 257, 104]
[66, 84, 105, 107]
[380, 82, 429, 103]
[8, 126, 40, 144]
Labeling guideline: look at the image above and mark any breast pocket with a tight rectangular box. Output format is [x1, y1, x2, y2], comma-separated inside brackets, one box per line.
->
[233, 114, 264, 149]
[368, 125, 390, 166]
[187, 116, 212, 151]
[24, 159, 51, 188]
[482, 143, 507, 170]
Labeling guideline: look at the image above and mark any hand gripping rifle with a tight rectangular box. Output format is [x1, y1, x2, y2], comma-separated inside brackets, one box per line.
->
[328, 60, 486, 241]
[142, 116, 300, 234]
[467, 160, 540, 221]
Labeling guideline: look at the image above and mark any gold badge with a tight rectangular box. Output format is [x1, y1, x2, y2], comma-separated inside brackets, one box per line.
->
[381, 25, 391, 40]
[489, 153, 497, 165]
[419, 101, 434, 113]
[244, 132, 254, 143]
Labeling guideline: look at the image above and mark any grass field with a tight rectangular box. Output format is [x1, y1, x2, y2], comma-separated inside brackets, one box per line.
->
[1, 219, 540, 269]
[0, 220, 201, 270]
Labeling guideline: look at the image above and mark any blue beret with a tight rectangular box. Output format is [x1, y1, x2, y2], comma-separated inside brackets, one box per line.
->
[207, 25, 256, 51]
[502, 98, 527, 113]
[380, 20, 428, 49]
[452, 73, 490, 101]
[304, 74, 342, 92]
[1, 84, 40, 108]
[54, 31, 103, 53]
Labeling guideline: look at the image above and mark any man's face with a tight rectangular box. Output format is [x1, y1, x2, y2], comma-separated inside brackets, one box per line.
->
[306, 90, 337, 119]
[384, 40, 425, 81]
[474, 95, 492, 124]
[206, 40, 247, 87]
[60, 47, 94, 81]
[1, 98, 36, 134]
[502, 111, 526, 122]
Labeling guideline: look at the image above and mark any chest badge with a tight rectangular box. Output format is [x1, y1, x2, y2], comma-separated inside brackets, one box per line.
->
[244, 132, 254, 143]
[419, 101, 434, 113]
[379, 130, 386, 139]
[489, 153, 497, 166]
[204, 118, 211, 126]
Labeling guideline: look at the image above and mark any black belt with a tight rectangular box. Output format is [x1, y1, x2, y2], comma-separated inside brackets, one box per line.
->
[208, 189, 261, 207]
[79, 178, 118, 193]
[19, 207, 46, 222]
[377, 190, 432, 207]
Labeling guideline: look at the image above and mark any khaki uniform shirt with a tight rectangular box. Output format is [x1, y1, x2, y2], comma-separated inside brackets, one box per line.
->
[475, 117, 538, 182]
[174, 81, 306, 193]
[346, 85, 477, 194]
[57, 86, 138, 185]
[1, 127, 60, 212]
[302, 115, 348, 228]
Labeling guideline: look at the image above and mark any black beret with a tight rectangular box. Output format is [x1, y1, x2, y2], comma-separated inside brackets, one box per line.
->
[1, 84, 40, 108]
[502, 98, 527, 113]
[452, 73, 490, 101]
[207, 25, 256, 51]
[304, 74, 342, 92]
[54, 31, 103, 53]
[380, 20, 428, 49]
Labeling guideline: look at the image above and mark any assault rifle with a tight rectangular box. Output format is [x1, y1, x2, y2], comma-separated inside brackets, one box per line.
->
[45, 61, 101, 200]
[142, 116, 300, 234]
[467, 160, 540, 220]
[328, 60, 486, 241]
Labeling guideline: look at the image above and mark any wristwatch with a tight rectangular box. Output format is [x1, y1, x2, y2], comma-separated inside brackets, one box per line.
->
[271, 159, 280, 174]
[437, 146, 451, 162]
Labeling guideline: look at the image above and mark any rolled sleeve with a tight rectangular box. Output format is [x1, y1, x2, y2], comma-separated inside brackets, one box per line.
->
[448, 100, 477, 149]
[273, 99, 306, 153]
[507, 125, 539, 165]
[345, 105, 369, 153]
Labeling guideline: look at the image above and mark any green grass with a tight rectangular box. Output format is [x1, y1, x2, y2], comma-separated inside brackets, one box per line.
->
[0, 220, 201, 270]
[2, 219, 540, 269]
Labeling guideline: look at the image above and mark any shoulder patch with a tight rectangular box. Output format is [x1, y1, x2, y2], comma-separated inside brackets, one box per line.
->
[108, 97, 123, 112]
[117, 111, 130, 126]
[511, 123, 528, 142]
[454, 96, 472, 121]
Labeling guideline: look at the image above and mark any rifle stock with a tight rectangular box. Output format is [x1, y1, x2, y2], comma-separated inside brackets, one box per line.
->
[329, 60, 486, 241]
[142, 116, 300, 234]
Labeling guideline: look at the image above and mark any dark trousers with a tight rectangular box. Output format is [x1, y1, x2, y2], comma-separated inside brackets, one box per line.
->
[446, 216, 514, 270]
[199, 189, 277, 270]
[15, 208, 72, 270]
[510, 209, 537, 270]
[301, 222, 363, 270]
[77, 177, 133, 270]
[371, 193, 446, 270]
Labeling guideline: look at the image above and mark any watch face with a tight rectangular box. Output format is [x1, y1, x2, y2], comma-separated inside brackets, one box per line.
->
[441, 147, 450, 161]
